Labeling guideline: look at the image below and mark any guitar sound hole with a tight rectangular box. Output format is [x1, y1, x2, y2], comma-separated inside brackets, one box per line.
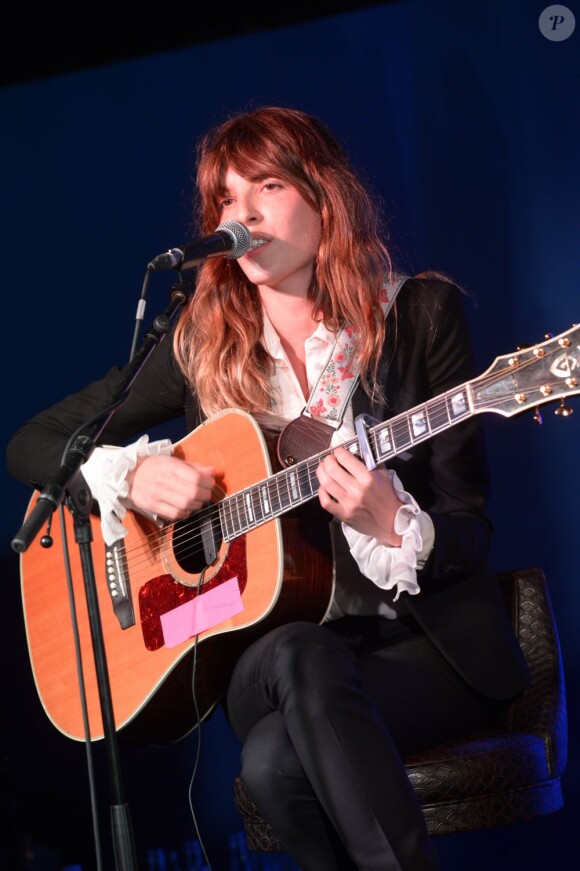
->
[171, 505, 223, 575]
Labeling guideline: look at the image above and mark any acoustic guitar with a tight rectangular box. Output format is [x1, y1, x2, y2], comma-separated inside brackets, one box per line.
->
[19, 325, 579, 744]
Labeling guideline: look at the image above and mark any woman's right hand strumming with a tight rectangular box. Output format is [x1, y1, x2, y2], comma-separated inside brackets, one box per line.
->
[126, 455, 215, 521]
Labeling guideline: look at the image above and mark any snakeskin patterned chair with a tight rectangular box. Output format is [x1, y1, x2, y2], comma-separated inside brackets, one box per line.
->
[233, 567, 567, 850]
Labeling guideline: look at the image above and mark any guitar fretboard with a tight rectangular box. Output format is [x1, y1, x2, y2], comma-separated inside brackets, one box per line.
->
[218, 384, 473, 540]
[370, 385, 472, 460]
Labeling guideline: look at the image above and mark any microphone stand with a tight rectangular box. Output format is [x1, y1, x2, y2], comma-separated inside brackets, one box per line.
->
[11, 276, 194, 871]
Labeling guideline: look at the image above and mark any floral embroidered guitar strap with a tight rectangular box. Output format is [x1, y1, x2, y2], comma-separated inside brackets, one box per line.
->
[277, 275, 408, 467]
[305, 274, 408, 425]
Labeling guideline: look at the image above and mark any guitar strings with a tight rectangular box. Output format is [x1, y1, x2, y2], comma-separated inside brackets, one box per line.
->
[118, 353, 570, 576]
[121, 398, 533, 576]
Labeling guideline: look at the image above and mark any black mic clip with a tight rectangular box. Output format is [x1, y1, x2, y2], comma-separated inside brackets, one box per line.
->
[148, 220, 251, 272]
[148, 248, 183, 271]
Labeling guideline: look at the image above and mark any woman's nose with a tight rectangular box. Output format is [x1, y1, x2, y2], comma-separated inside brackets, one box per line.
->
[236, 195, 260, 225]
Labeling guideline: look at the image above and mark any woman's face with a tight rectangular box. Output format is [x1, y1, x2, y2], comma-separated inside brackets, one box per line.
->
[219, 167, 321, 297]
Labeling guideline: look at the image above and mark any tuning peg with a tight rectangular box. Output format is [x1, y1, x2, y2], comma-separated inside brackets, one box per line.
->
[518, 333, 553, 351]
[555, 399, 573, 417]
[533, 407, 543, 425]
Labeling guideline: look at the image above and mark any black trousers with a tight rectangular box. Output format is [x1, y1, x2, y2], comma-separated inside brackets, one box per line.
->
[225, 615, 497, 871]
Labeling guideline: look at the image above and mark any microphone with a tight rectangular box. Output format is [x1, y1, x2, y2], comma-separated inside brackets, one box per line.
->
[148, 220, 252, 272]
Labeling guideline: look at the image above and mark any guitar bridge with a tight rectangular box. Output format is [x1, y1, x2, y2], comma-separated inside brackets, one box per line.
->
[105, 539, 135, 629]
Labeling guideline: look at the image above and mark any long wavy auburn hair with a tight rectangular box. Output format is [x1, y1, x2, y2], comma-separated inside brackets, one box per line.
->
[173, 106, 394, 417]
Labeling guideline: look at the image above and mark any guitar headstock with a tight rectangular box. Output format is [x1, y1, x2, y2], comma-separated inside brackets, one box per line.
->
[472, 323, 579, 418]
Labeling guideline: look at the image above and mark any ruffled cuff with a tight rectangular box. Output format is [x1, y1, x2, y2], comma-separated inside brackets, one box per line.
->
[341, 468, 435, 601]
[81, 435, 173, 546]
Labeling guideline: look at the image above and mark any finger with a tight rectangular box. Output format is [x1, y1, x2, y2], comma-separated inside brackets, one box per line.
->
[319, 452, 361, 495]
[145, 473, 214, 515]
[173, 461, 215, 485]
[317, 486, 342, 517]
[317, 461, 349, 505]
[166, 462, 216, 499]
[331, 447, 371, 480]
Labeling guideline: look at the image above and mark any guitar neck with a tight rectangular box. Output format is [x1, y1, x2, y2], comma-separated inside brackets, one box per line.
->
[219, 383, 473, 540]
[219, 319, 580, 540]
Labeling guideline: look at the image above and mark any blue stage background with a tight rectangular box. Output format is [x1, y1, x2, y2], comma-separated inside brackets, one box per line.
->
[1, 1, 578, 868]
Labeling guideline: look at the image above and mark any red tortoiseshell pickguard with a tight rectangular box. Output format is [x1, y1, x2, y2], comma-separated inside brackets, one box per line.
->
[138, 536, 248, 650]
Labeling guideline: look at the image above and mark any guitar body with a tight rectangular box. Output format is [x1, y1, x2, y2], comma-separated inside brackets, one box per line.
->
[20, 409, 335, 744]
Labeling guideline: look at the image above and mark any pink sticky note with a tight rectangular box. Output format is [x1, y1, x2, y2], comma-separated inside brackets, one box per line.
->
[160, 576, 244, 648]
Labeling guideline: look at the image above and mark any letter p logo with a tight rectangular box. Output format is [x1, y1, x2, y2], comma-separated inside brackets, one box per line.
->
[539, 5, 576, 41]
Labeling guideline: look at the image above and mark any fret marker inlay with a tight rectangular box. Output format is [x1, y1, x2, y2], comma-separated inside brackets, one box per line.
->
[450, 391, 468, 416]
[411, 411, 428, 437]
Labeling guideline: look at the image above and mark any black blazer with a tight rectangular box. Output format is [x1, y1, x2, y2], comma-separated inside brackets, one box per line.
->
[6, 278, 530, 701]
